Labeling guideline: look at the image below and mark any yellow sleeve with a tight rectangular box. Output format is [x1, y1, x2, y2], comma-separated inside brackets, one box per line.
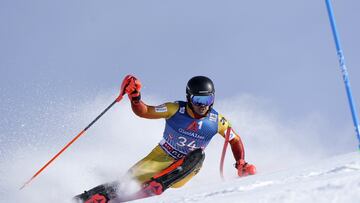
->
[132, 101, 179, 119]
[218, 114, 237, 141]
[218, 114, 245, 160]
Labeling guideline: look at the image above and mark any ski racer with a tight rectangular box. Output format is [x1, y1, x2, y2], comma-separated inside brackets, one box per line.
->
[75, 75, 256, 203]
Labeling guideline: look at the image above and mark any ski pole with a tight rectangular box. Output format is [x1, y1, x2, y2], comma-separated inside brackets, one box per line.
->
[220, 127, 231, 180]
[20, 84, 127, 190]
[325, 0, 360, 150]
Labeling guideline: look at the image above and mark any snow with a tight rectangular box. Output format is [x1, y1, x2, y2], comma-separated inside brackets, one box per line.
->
[1, 94, 359, 203]
[140, 152, 360, 203]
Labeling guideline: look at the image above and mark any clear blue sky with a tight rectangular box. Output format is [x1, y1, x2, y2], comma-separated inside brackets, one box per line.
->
[1, 0, 359, 147]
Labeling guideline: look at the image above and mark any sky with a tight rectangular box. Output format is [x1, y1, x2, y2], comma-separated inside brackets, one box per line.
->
[1, 0, 360, 146]
[0, 1, 360, 201]
[1, 0, 360, 161]
[1, 0, 359, 147]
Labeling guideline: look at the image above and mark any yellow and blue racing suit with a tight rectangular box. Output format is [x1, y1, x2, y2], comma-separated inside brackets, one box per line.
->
[127, 100, 245, 188]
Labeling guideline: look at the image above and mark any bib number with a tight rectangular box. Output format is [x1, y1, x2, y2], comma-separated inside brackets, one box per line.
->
[176, 136, 197, 151]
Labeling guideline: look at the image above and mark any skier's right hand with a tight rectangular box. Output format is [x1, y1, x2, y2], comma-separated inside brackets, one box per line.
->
[121, 75, 142, 101]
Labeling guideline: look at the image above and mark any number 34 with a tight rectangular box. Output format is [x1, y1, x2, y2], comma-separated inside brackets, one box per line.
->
[176, 137, 197, 151]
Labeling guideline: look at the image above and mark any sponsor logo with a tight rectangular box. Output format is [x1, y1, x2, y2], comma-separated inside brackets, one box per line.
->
[224, 129, 236, 140]
[229, 130, 235, 140]
[220, 117, 227, 125]
[161, 141, 185, 159]
[186, 121, 199, 132]
[179, 107, 185, 114]
[209, 113, 217, 122]
[178, 128, 205, 139]
[168, 133, 173, 139]
[155, 104, 167, 112]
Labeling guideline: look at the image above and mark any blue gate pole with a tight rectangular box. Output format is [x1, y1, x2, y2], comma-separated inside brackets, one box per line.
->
[325, 0, 360, 150]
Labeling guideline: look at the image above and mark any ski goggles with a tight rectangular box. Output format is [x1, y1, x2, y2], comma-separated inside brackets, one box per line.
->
[190, 94, 215, 106]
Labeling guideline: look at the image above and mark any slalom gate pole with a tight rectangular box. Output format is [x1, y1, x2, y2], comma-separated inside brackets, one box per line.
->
[20, 93, 125, 190]
[220, 127, 231, 180]
[325, 0, 360, 150]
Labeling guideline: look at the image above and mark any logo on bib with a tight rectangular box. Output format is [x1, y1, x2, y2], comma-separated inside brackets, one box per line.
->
[209, 113, 217, 122]
[186, 121, 199, 132]
[179, 107, 185, 114]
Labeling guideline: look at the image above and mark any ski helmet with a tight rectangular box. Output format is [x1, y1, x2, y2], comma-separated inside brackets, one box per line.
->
[186, 76, 215, 107]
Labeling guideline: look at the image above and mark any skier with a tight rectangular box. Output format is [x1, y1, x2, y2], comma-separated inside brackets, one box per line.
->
[75, 75, 256, 203]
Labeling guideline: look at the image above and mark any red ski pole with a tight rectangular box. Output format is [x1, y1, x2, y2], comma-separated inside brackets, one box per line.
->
[20, 75, 133, 190]
[220, 127, 231, 180]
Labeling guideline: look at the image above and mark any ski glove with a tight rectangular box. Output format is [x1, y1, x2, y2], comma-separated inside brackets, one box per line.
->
[235, 159, 256, 177]
[121, 75, 142, 102]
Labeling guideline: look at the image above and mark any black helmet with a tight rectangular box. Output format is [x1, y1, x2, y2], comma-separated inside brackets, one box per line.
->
[186, 76, 215, 106]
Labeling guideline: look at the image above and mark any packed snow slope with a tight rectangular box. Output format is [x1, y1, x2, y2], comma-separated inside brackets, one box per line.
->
[1, 93, 359, 202]
[139, 151, 360, 203]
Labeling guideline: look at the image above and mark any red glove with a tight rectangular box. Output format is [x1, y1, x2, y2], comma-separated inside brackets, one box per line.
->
[120, 75, 142, 101]
[235, 159, 256, 177]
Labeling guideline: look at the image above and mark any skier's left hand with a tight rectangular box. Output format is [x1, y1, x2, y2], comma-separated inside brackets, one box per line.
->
[235, 159, 256, 177]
